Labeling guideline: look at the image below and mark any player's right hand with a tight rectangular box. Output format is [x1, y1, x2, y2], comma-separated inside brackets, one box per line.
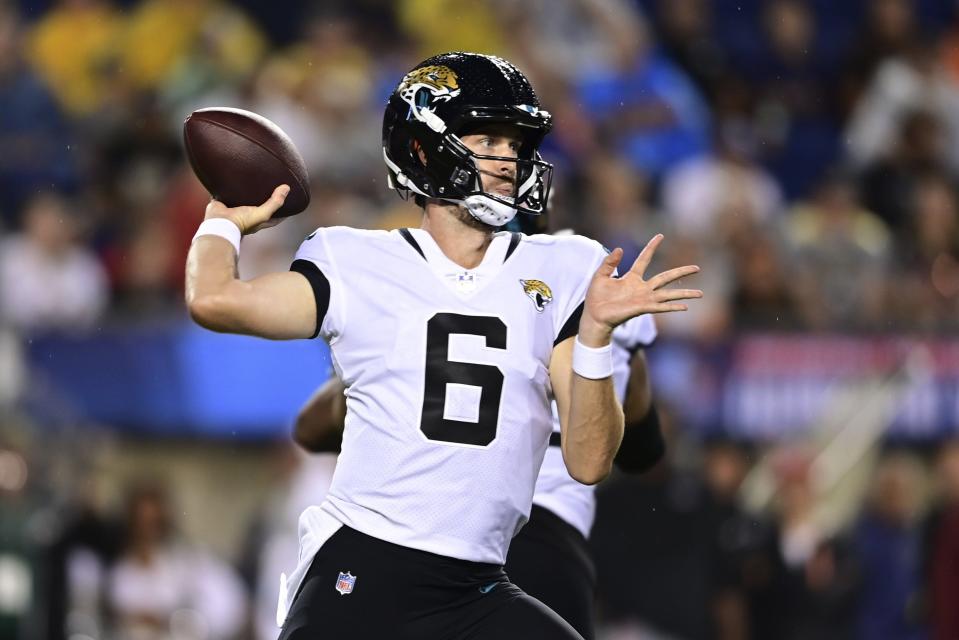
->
[204, 184, 290, 235]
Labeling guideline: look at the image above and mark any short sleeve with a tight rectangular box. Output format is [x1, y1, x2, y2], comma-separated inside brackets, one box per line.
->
[291, 228, 344, 341]
[552, 237, 608, 346]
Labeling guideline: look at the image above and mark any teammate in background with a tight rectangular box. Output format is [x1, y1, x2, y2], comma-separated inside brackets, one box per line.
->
[294, 212, 666, 640]
[499, 213, 666, 639]
[186, 52, 700, 638]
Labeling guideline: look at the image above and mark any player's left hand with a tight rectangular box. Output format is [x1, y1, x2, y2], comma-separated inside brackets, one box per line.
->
[579, 234, 702, 346]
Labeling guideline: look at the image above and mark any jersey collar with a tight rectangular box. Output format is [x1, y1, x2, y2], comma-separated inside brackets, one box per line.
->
[400, 228, 516, 298]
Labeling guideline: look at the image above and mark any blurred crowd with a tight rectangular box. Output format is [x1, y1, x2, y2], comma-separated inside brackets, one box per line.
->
[3, 0, 959, 337]
[3, 0, 959, 638]
[590, 429, 959, 640]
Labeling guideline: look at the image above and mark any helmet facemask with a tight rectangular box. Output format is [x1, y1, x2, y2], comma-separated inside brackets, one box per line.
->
[434, 127, 553, 226]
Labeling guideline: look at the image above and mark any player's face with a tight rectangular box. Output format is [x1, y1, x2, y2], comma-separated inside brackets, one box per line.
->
[459, 124, 523, 199]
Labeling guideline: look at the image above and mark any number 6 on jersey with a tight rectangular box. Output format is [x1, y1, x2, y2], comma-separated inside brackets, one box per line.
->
[420, 313, 507, 446]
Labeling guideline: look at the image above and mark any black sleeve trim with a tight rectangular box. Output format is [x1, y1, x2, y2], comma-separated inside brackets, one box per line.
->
[614, 403, 665, 473]
[399, 228, 427, 261]
[548, 432, 562, 448]
[290, 259, 330, 339]
[504, 232, 522, 262]
[554, 301, 584, 346]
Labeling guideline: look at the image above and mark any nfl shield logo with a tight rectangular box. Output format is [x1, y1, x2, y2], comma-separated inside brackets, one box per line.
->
[335, 571, 356, 595]
[454, 272, 476, 293]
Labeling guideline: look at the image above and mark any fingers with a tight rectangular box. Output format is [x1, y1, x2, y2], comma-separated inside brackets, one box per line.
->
[595, 247, 623, 278]
[647, 264, 700, 290]
[629, 234, 663, 278]
[655, 303, 690, 313]
[655, 288, 703, 303]
[258, 184, 290, 217]
[628, 290, 701, 317]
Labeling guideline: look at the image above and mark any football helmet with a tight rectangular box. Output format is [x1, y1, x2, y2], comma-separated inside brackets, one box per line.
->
[382, 52, 553, 227]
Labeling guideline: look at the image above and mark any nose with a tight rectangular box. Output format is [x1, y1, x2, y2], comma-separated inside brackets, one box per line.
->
[496, 159, 515, 179]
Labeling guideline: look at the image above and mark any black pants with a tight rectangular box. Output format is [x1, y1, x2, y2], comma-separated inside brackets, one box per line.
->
[279, 525, 582, 639]
[504, 505, 597, 640]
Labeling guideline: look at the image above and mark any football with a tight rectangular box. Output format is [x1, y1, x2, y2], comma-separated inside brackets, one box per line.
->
[183, 107, 310, 218]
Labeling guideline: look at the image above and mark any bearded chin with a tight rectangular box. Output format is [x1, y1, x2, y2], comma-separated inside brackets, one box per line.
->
[453, 205, 498, 231]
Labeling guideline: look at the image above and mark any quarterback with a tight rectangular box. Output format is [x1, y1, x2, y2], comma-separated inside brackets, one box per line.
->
[186, 52, 700, 638]
[294, 213, 666, 640]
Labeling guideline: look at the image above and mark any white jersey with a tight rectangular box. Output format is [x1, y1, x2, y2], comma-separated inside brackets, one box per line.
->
[531, 313, 657, 538]
[293, 227, 607, 565]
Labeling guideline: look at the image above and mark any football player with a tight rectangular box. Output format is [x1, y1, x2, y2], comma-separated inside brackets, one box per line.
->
[293, 212, 665, 640]
[186, 52, 700, 639]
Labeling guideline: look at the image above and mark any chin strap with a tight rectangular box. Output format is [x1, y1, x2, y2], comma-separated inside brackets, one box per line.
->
[460, 194, 518, 226]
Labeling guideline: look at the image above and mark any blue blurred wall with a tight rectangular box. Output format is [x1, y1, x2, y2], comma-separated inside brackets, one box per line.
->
[25, 323, 331, 438]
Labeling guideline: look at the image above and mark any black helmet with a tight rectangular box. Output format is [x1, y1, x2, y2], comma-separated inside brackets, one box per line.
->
[382, 52, 553, 226]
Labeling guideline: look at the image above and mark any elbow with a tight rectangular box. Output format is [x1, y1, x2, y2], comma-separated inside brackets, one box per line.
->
[187, 293, 233, 332]
[562, 414, 623, 485]
[568, 459, 613, 486]
[570, 466, 611, 486]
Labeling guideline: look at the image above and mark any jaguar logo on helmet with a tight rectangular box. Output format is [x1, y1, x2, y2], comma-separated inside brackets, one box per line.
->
[398, 65, 461, 105]
[519, 279, 553, 312]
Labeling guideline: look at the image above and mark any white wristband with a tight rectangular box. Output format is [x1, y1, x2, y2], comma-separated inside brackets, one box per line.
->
[572, 336, 614, 379]
[193, 218, 241, 255]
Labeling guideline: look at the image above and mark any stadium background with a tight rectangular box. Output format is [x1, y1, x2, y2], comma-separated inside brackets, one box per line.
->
[2, 0, 959, 638]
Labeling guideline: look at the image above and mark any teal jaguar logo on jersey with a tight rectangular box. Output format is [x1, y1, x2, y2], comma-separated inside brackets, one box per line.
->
[520, 279, 553, 312]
